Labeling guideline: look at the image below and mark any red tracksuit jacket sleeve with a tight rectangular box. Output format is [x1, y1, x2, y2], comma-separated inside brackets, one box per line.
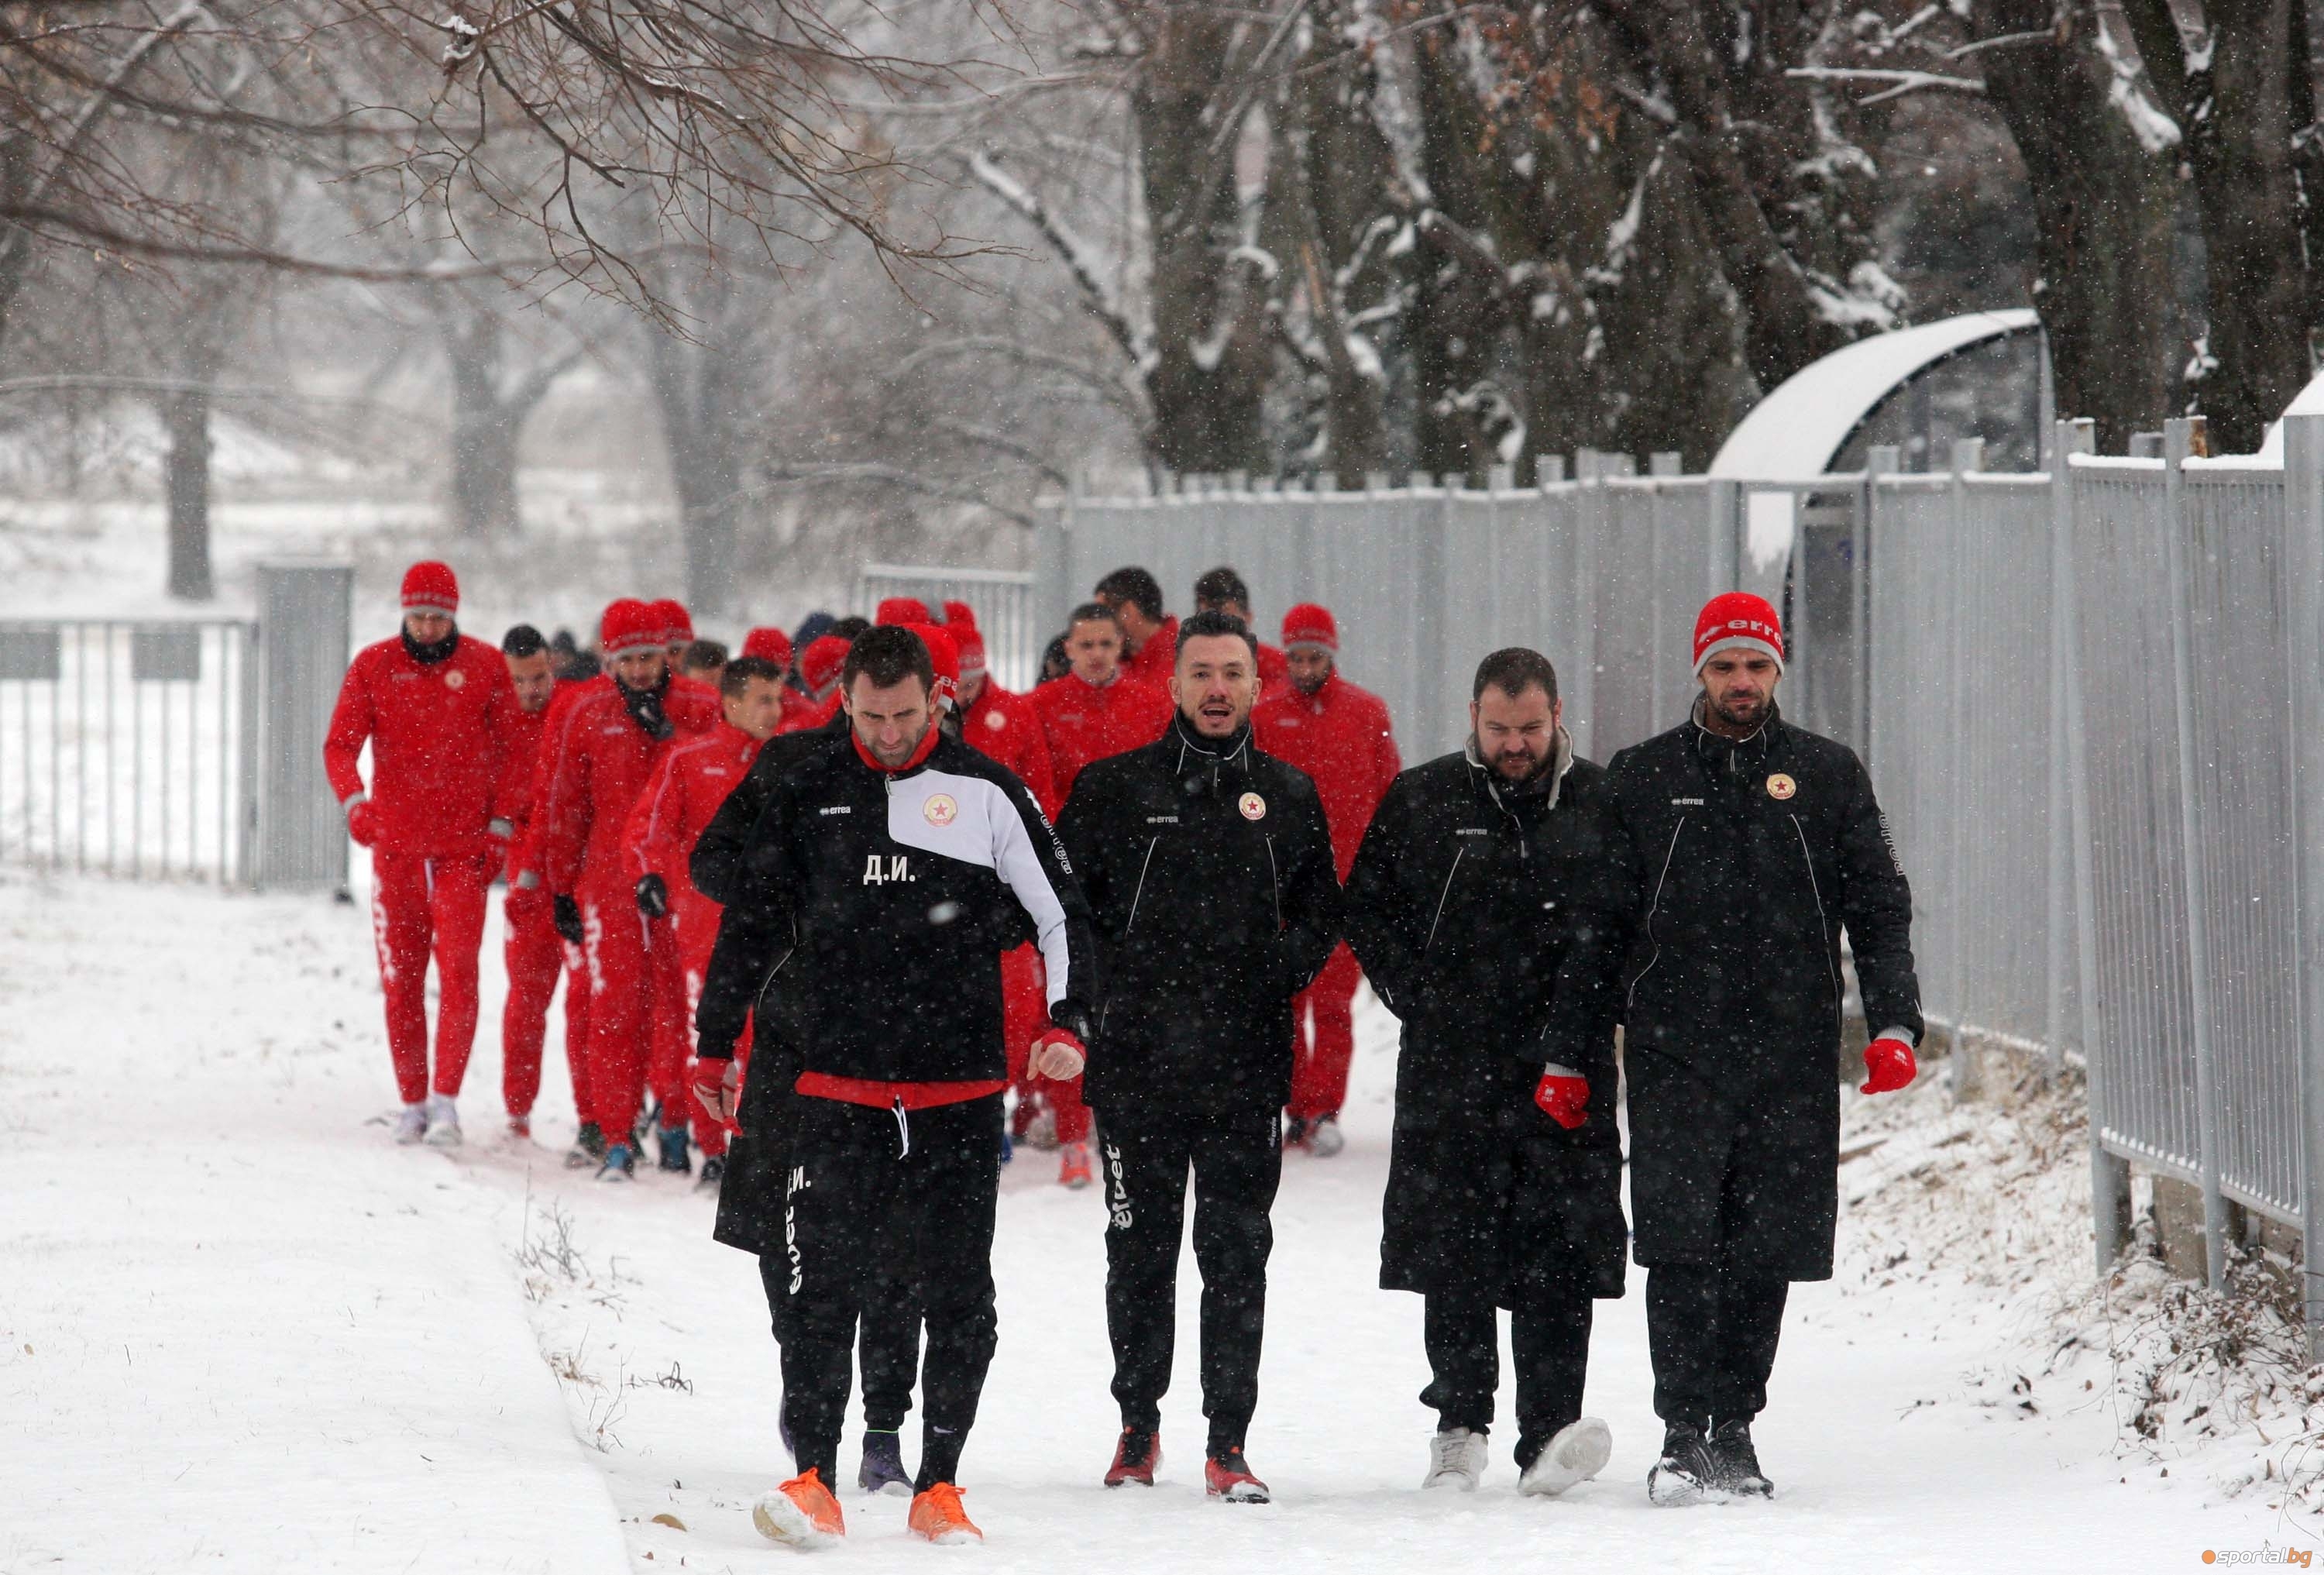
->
[624, 748, 692, 885]
[483, 672, 525, 825]
[541, 709, 594, 894]
[322, 652, 375, 807]
[1012, 699, 1061, 820]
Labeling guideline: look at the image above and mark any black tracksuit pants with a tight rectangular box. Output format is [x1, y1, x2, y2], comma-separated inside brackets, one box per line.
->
[1100, 1102, 1281, 1454]
[1645, 1260, 1789, 1429]
[1420, 1274, 1594, 1470]
[776, 1092, 1002, 1491]
[754, 1260, 923, 1433]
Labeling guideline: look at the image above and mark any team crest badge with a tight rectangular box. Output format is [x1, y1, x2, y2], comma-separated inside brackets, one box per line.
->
[923, 793, 959, 827]
[1239, 792, 1267, 821]
[444, 669, 466, 689]
[984, 709, 1008, 732]
[1765, 772, 1796, 801]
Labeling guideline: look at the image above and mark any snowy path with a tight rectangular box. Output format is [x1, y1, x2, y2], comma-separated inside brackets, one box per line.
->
[0, 871, 2293, 1572]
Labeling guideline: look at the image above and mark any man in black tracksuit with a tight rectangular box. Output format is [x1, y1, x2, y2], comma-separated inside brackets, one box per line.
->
[1343, 648, 1627, 1496]
[1543, 592, 1922, 1505]
[1055, 609, 1342, 1504]
[692, 626, 1098, 1547]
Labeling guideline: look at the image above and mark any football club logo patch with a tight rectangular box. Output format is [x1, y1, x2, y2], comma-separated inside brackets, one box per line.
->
[1239, 792, 1267, 822]
[444, 669, 466, 689]
[983, 709, 1008, 732]
[923, 793, 959, 827]
[1765, 772, 1796, 801]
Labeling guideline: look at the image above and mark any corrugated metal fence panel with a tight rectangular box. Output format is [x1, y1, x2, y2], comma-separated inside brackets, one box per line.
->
[1865, 479, 1958, 1037]
[856, 566, 1041, 693]
[255, 562, 353, 893]
[1954, 476, 2055, 1048]
[2181, 466, 2302, 1219]
[2069, 463, 2202, 1182]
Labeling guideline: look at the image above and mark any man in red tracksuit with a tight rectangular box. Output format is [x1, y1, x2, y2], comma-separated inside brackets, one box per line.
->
[742, 627, 820, 733]
[1251, 603, 1401, 1156]
[324, 561, 523, 1147]
[624, 655, 787, 1189]
[1030, 603, 1171, 803]
[1194, 566, 1291, 698]
[497, 624, 567, 1140]
[644, 598, 720, 1152]
[1095, 566, 1178, 688]
[789, 635, 852, 734]
[540, 598, 721, 1180]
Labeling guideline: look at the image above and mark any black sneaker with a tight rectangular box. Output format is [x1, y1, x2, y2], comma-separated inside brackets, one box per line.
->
[1708, 1418, 1772, 1498]
[696, 1155, 727, 1194]
[1281, 1116, 1308, 1150]
[657, 1123, 692, 1174]
[564, 1121, 607, 1169]
[858, 1429, 911, 1497]
[1647, 1422, 1721, 1506]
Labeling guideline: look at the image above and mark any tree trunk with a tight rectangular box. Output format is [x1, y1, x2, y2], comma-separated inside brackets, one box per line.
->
[2122, 0, 2312, 452]
[1977, 5, 2178, 452]
[163, 386, 214, 601]
[442, 314, 522, 536]
[644, 307, 744, 614]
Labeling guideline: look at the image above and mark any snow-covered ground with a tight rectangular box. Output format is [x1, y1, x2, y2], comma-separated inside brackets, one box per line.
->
[0, 868, 2305, 1572]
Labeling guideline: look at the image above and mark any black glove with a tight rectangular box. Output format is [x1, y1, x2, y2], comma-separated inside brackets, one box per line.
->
[635, 874, 669, 919]
[552, 894, 584, 945]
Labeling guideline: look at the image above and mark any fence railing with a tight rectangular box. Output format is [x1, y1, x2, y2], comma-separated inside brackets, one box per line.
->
[856, 563, 1041, 695]
[1040, 413, 2324, 1337]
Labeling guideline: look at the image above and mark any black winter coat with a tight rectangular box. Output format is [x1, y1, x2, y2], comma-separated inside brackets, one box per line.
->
[1545, 704, 1922, 1280]
[1057, 714, 1342, 1113]
[1344, 740, 1626, 1303]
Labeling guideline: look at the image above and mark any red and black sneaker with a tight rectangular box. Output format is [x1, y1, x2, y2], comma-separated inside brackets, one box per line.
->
[1105, 1426, 1161, 1487]
[1204, 1447, 1270, 1503]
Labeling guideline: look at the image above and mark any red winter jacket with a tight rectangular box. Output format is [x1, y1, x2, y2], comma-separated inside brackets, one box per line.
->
[782, 689, 846, 736]
[510, 675, 608, 884]
[1119, 615, 1178, 688]
[624, 721, 763, 902]
[1256, 641, 1291, 700]
[539, 681, 721, 894]
[1030, 671, 1172, 803]
[1252, 671, 1401, 880]
[961, 683, 1061, 818]
[323, 634, 522, 859]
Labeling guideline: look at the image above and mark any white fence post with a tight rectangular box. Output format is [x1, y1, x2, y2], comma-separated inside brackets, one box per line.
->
[1947, 438, 1983, 1098]
[2284, 410, 2324, 1349]
[2161, 417, 2229, 1291]
[1570, 451, 1603, 763]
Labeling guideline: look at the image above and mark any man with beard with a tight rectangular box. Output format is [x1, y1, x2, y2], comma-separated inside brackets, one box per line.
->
[1543, 592, 1921, 1505]
[1251, 604, 1401, 1157]
[706, 625, 1098, 1547]
[539, 598, 721, 1179]
[1343, 648, 1625, 1495]
[1056, 610, 1342, 1504]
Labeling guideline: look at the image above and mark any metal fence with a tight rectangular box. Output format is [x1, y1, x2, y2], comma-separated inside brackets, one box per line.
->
[0, 560, 353, 892]
[1037, 414, 2324, 1325]
[857, 563, 1042, 694]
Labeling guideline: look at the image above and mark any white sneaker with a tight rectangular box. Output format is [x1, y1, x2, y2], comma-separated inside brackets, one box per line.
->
[423, 1094, 462, 1147]
[1308, 1116, 1346, 1157]
[393, 1103, 428, 1145]
[1520, 1417, 1612, 1497]
[1422, 1426, 1487, 1491]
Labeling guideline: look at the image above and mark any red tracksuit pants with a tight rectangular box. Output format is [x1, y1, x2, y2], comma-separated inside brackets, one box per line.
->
[370, 850, 491, 1106]
[648, 916, 696, 1134]
[1005, 946, 1088, 1144]
[1288, 942, 1363, 1122]
[502, 886, 591, 1120]
[673, 889, 751, 1156]
[579, 880, 659, 1141]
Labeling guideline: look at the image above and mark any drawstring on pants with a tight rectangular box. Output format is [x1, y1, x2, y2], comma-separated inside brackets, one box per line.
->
[892, 1097, 911, 1158]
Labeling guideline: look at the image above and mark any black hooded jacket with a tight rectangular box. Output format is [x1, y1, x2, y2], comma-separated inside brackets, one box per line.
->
[1057, 713, 1342, 1113]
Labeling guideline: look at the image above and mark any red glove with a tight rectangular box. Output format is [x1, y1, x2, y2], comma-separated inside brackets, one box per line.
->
[1862, 1035, 1917, 1095]
[693, 1057, 741, 1130]
[1534, 1066, 1589, 1130]
[346, 798, 377, 848]
[1030, 1024, 1086, 1081]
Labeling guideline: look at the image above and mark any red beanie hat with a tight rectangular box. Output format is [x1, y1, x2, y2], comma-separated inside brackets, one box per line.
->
[401, 561, 459, 617]
[875, 597, 931, 627]
[741, 627, 793, 669]
[951, 624, 988, 684]
[905, 623, 961, 710]
[601, 598, 663, 657]
[1693, 592, 1786, 674]
[942, 599, 978, 630]
[1281, 603, 1338, 652]
[800, 634, 850, 696]
[650, 598, 693, 646]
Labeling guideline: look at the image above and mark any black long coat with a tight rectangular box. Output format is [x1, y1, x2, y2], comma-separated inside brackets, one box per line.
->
[1344, 741, 1627, 1305]
[1545, 705, 1922, 1281]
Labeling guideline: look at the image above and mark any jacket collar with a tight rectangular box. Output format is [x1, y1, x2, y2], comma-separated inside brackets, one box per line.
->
[1464, 724, 1574, 811]
[1689, 696, 1783, 773]
[1169, 710, 1254, 776]
[851, 718, 942, 776]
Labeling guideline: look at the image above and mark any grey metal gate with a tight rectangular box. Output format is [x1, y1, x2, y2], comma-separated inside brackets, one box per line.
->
[254, 562, 353, 893]
[855, 563, 1040, 693]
